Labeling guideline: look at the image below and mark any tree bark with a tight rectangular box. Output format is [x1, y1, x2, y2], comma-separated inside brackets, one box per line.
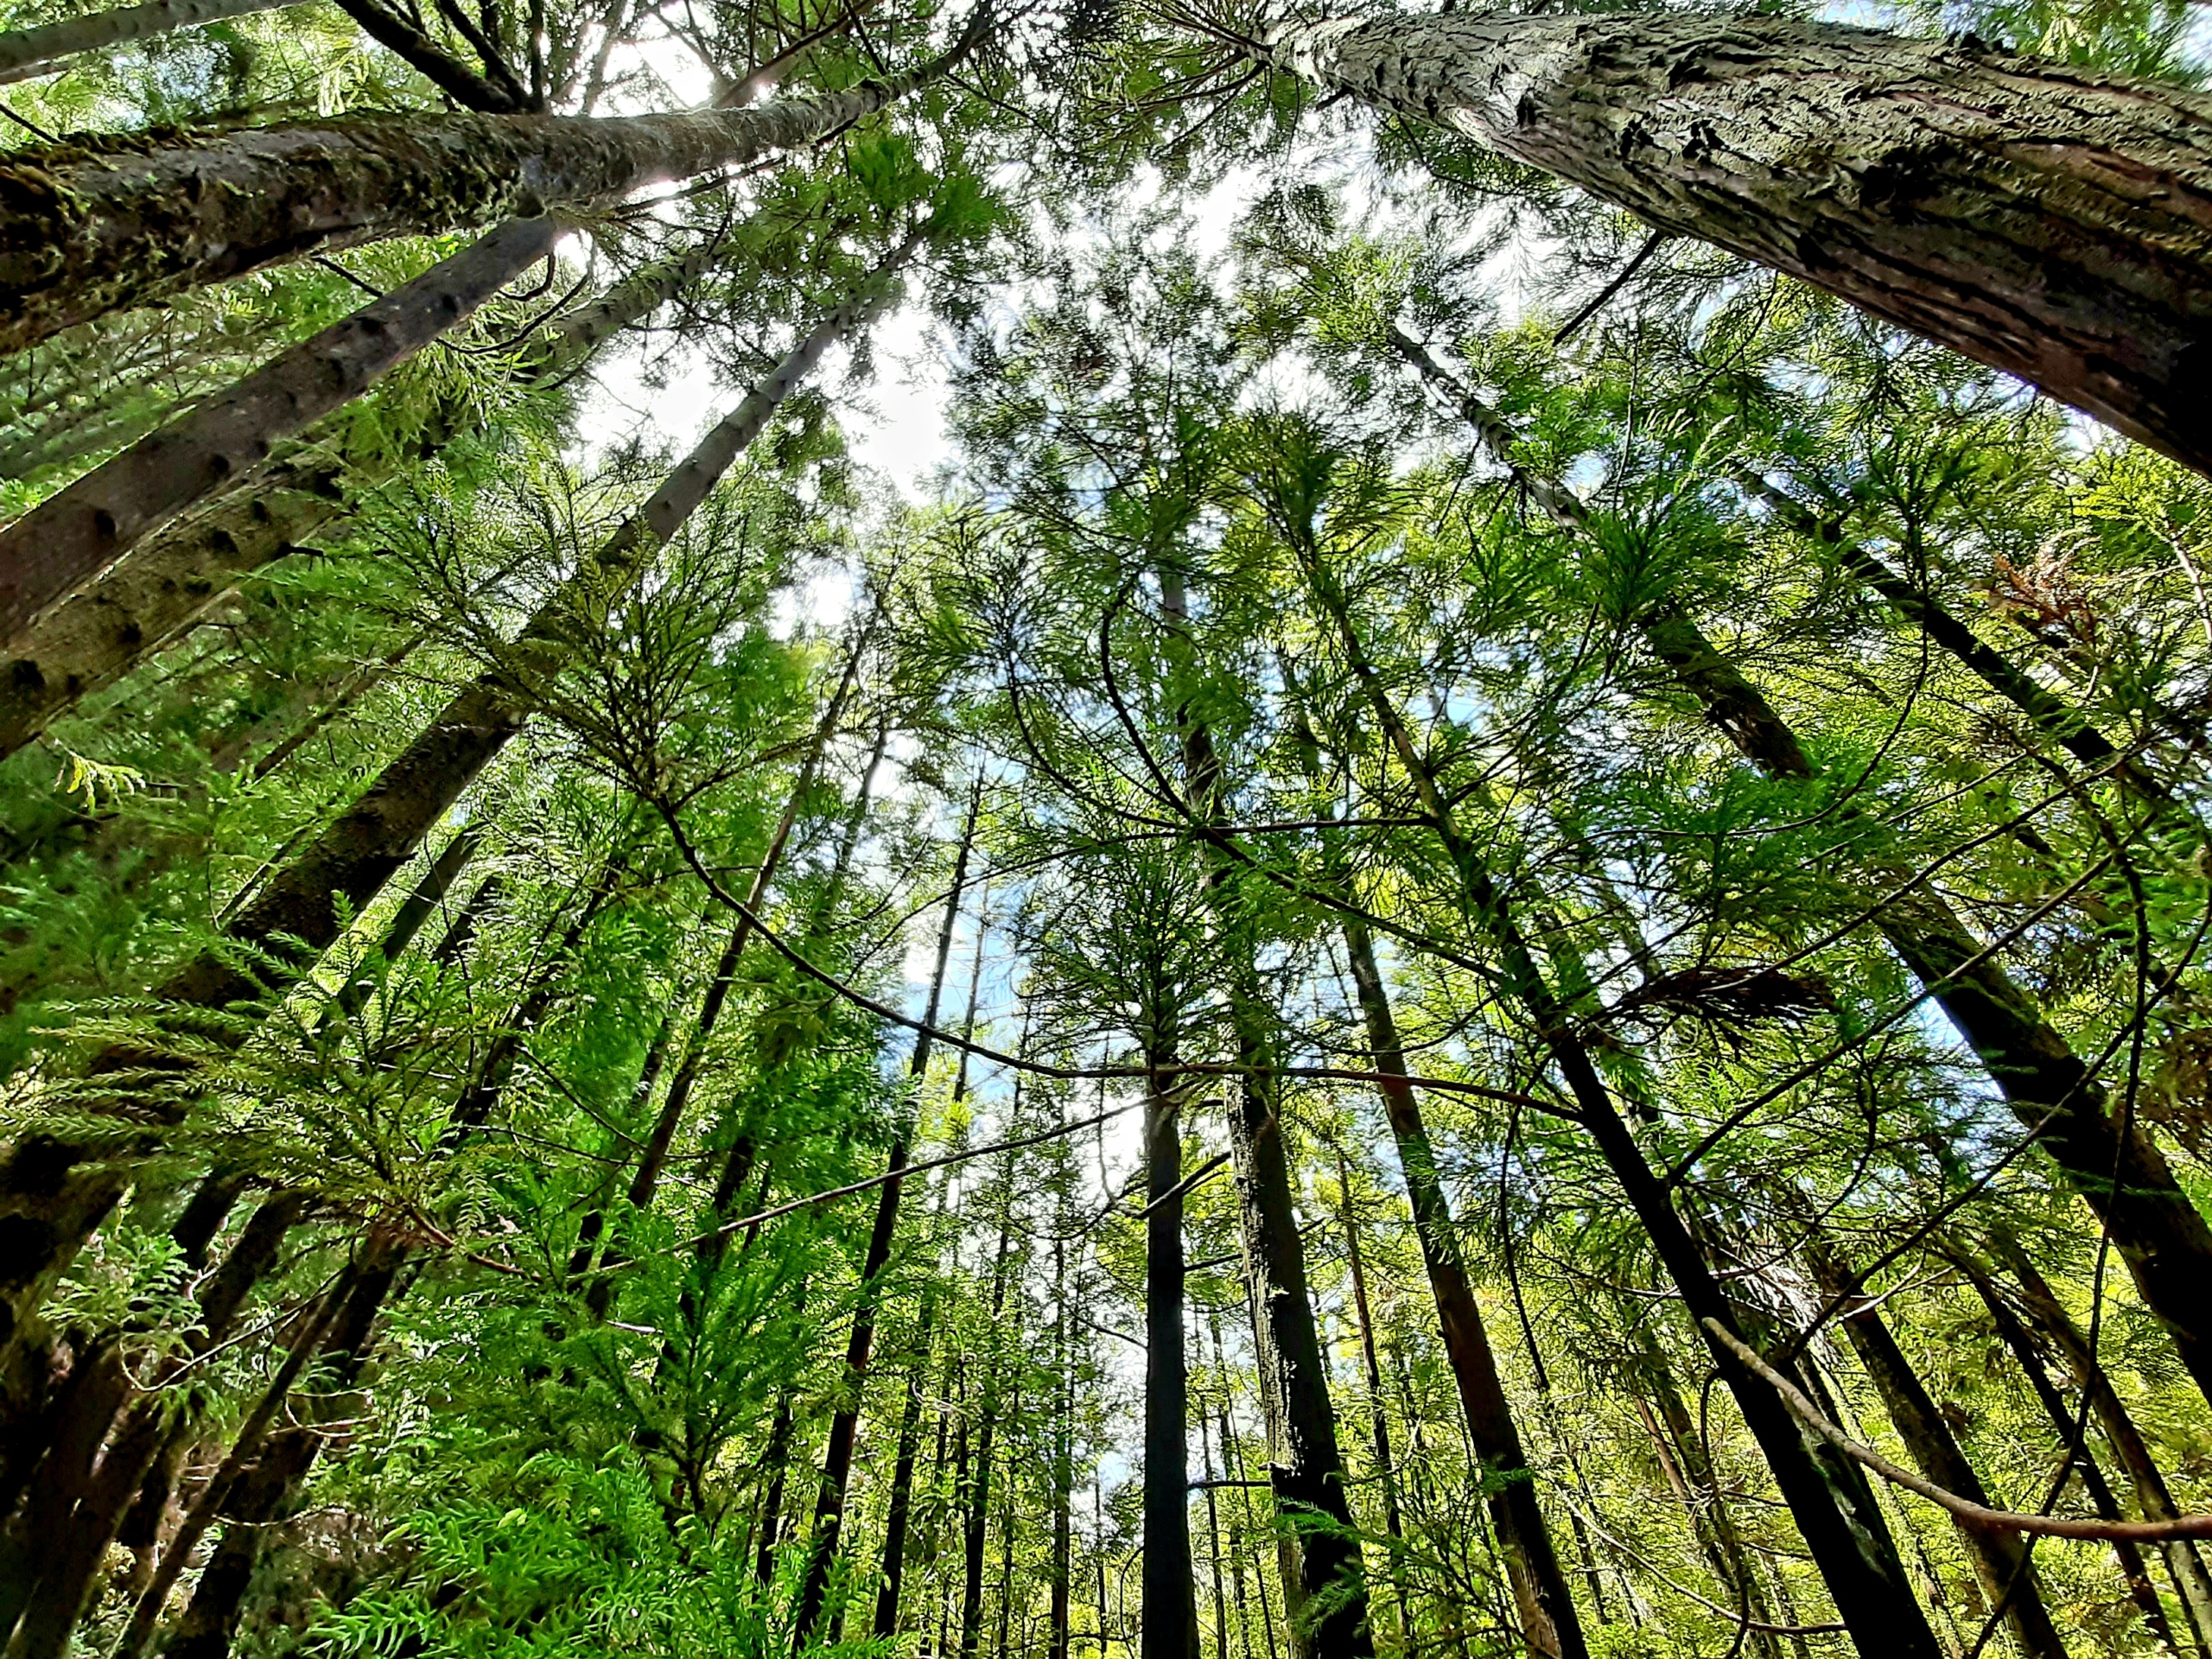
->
[0, 42, 953, 351]
[0, 234, 710, 760]
[1334, 910, 1586, 1659]
[1802, 1235, 2068, 1659]
[0, 259, 904, 1395]
[1157, 567, 1374, 1659]
[1392, 329, 2212, 1416]
[1143, 1057, 1200, 1659]
[0, 0, 296, 82]
[1274, 10, 2212, 474]
[0, 217, 563, 647]
[789, 779, 980, 1649]
[1332, 1160, 1408, 1653]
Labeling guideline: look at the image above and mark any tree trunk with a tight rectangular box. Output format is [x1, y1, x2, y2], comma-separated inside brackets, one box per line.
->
[1802, 1235, 2067, 1659]
[1334, 911, 1586, 1659]
[0, 32, 963, 351]
[0, 1186, 308, 1652]
[1332, 1160, 1408, 1653]
[1160, 569, 1373, 1659]
[1393, 329, 2212, 1417]
[0, 254, 911, 1381]
[963, 1115, 1029, 1659]
[874, 1287, 941, 1636]
[1052, 1214, 1076, 1659]
[789, 779, 980, 1648]
[0, 236, 710, 760]
[0, 217, 561, 645]
[1143, 1056, 1200, 1659]
[0, 0, 296, 82]
[1292, 549, 1940, 1659]
[1274, 10, 2212, 474]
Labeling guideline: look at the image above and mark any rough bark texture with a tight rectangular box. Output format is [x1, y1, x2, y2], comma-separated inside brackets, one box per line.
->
[0, 0, 296, 83]
[0, 68, 919, 349]
[1142, 1068, 1200, 1659]
[1285, 12, 2212, 474]
[0, 218, 561, 648]
[1338, 912, 1584, 1659]
[0, 235, 709, 760]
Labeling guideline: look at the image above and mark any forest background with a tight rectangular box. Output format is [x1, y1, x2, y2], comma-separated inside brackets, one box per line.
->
[7, 0, 2212, 1656]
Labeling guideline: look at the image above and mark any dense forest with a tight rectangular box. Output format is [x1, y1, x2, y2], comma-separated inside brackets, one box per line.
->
[9, 0, 2212, 1652]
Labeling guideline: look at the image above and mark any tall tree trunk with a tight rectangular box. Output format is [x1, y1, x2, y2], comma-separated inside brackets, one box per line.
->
[1052, 1215, 1076, 1659]
[1332, 908, 1586, 1659]
[1392, 330, 2212, 1415]
[963, 1118, 1030, 1659]
[0, 0, 296, 81]
[0, 218, 562, 645]
[0, 22, 973, 350]
[789, 779, 981, 1648]
[1161, 570, 1373, 1659]
[1290, 549, 1940, 1659]
[874, 1287, 942, 1636]
[1955, 1249, 2190, 1655]
[0, 252, 912, 1385]
[0, 237, 712, 760]
[1800, 1235, 2067, 1659]
[1272, 12, 2212, 474]
[1143, 1053, 1200, 1659]
[1331, 1160, 1408, 1654]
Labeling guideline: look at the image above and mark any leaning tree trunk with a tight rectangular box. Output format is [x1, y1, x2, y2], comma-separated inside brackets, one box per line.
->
[0, 0, 296, 82]
[0, 253, 912, 1395]
[0, 235, 716, 760]
[1142, 1052, 1201, 1659]
[0, 19, 975, 349]
[1392, 330, 2212, 1416]
[0, 217, 563, 646]
[1273, 12, 2212, 474]
[1333, 906, 1587, 1659]
[788, 781, 980, 1649]
[1292, 551, 1941, 1659]
[1801, 1234, 2069, 1659]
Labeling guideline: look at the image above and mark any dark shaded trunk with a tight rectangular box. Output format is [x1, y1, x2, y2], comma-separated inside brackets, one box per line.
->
[1335, 912, 1585, 1659]
[131, 1240, 404, 1659]
[0, 1188, 308, 1653]
[1052, 1221, 1075, 1659]
[1292, 550, 1939, 1659]
[1281, 11, 2212, 474]
[1955, 1249, 2189, 1654]
[963, 1126, 1028, 1659]
[0, 257, 910, 1382]
[1160, 569, 1372, 1659]
[1332, 1161, 1408, 1653]
[789, 780, 980, 1648]
[0, 218, 561, 646]
[0, 0, 295, 81]
[874, 1291, 941, 1636]
[566, 1005, 677, 1285]
[755, 1386, 799, 1586]
[1142, 1059, 1200, 1659]
[1802, 1236, 2067, 1659]
[1394, 330, 2212, 1419]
